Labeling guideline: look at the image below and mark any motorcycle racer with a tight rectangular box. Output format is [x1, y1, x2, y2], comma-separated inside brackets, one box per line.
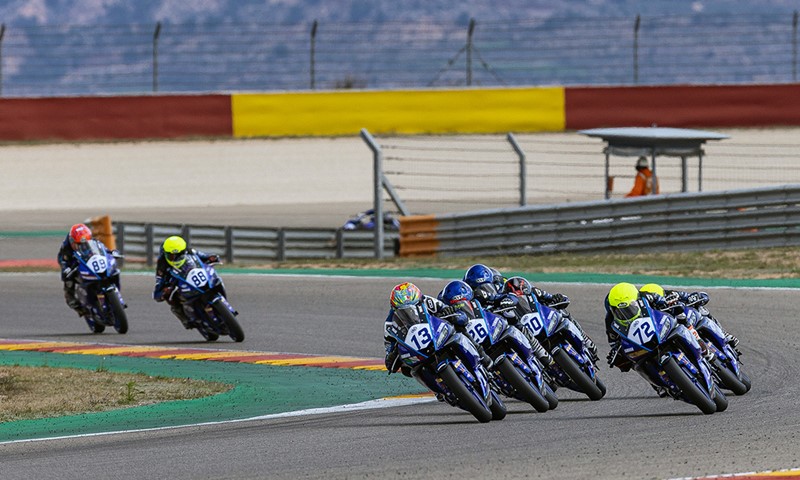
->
[57, 223, 119, 317]
[153, 235, 220, 328]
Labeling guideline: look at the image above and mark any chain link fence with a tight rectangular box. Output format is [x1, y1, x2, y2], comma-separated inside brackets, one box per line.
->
[0, 13, 798, 96]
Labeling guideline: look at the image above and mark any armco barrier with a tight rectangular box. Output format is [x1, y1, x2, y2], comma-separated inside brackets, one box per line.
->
[114, 222, 397, 265]
[398, 185, 800, 257]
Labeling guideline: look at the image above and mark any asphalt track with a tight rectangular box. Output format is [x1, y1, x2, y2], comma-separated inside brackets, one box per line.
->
[0, 272, 796, 480]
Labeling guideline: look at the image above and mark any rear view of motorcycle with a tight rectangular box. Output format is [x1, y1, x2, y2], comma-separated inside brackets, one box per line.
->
[68, 238, 128, 334]
[165, 253, 244, 342]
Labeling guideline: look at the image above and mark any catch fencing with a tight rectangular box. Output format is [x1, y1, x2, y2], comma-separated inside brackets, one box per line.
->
[114, 222, 398, 265]
[398, 184, 800, 257]
[0, 13, 798, 96]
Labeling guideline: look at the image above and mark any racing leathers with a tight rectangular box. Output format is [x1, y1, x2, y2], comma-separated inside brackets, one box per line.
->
[57, 235, 118, 316]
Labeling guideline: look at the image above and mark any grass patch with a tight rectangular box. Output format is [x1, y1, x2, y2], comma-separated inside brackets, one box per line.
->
[240, 246, 800, 279]
[0, 365, 231, 423]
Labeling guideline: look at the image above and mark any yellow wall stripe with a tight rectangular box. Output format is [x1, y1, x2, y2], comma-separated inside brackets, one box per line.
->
[231, 87, 565, 137]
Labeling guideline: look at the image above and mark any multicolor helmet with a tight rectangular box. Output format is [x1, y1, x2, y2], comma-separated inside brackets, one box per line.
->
[390, 282, 422, 309]
[608, 282, 642, 326]
[68, 223, 92, 250]
[162, 235, 188, 268]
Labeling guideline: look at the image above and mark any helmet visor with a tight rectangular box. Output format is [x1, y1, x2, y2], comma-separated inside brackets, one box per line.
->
[166, 251, 186, 268]
[394, 306, 422, 329]
[611, 302, 641, 326]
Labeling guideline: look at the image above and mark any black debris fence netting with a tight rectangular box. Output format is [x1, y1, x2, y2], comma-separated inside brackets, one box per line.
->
[0, 13, 798, 97]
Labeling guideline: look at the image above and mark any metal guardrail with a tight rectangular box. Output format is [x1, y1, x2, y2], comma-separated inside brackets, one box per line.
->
[403, 185, 800, 256]
[114, 222, 397, 265]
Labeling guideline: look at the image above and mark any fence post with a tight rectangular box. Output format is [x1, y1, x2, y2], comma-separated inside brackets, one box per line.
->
[145, 224, 155, 266]
[277, 229, 286, 261]
[116, 223, 125, 267]
[335, 228, 344, 259]
[633, 14, 641, 84]
[466, 18, 475, 86]
[153, 22, 161, 92]
[224, 226, 234, 264]
[360, 128, 385, 259]
[0, 24, 5, 97]
[507, 133, 527, 206]
[310, 20, 318, 89]
[793, 11, 798, 82]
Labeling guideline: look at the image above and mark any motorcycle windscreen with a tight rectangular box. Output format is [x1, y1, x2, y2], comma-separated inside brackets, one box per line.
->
[393, 305, 424, 330]
[75, 239, 103, 259]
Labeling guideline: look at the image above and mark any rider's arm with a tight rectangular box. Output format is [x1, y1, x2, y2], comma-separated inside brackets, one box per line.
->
[152, 256, 171, 301]
[193, 249, 220, 264]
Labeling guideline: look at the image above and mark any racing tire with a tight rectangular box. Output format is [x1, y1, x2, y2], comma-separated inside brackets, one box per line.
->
[497, 360, 549, 412]
[739, 370, 752, 392]
[544, 383, 559, 410]
[712, 385, 728, 412]
[713, 358, 749, 395]
[488, 391, 507, 421]
[595, 377, 607, 397]
[439, 364, 493, 423]
[552, 348, 604, 401]
[213, 301, 244, 342]
[90, 320, 105, 334]
[108, 291, 128, 334]
[662, 357, 717, 414]
[199, 328, 219, 342]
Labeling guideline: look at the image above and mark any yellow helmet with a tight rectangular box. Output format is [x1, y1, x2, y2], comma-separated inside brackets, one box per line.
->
[162, 235, 188, 268]
[639, 283, 665, 297]
[608, 282, 641, 326]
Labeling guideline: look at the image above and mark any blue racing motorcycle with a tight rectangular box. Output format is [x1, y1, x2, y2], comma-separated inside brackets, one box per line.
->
[683, 304, 751, 395]
[384, 302, 506, 423]
[514, 294, 605, 401]
[166, 253, 244, 342]
[68, 239, 128, 334]
[459, 302, 557, 412]
[611, 300, 728, 414]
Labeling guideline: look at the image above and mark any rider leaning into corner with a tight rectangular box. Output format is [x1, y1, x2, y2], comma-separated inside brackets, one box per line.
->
[57, 223, 119, 318]
[384, 282, 488, 406]
[153, 235, 220, 328]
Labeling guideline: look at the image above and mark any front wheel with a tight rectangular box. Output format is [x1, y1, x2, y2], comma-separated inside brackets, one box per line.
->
[439, 364, 493, 423]
[497, 359, 549, 412]
[107, 291, 128, 334]
[713, 358, 749, 395]
[662, 357, 717, 414]
[213, 301, 244, 342]
[552, 348, 604, 401]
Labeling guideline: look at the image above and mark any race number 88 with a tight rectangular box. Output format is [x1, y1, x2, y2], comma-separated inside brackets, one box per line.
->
[188, 269, 208, 287]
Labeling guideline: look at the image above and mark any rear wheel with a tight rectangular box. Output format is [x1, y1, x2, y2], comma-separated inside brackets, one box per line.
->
[552, 348, 604, 400]
[497, 359, 549, 412]
[108, 291, 128, 334]
[439, 364, 492, 423]
[213, 301, 244, 342]
[90, 319, 105, 334]
[662, 357, 717, 414]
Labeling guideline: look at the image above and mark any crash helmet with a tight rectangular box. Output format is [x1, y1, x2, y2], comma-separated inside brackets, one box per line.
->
[463, 264, 498, 292]
[639, 283, 665, 297]
[390, 282, 422, 309]
[162, 235, 188, 268]
[68, 223, 92, 251]
[607, 282, 642, 326]
[503, 276, 532, 296]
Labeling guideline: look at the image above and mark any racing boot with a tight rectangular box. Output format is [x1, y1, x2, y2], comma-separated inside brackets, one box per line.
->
[650, 384, 669, 398]
[583, 334, 599, 364]
[170, 303, 192, 329]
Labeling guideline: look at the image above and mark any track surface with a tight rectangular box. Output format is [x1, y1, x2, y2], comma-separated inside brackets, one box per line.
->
[0, 273, 795, 479]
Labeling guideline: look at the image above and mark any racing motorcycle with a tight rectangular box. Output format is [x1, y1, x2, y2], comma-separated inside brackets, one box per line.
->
[458, 302, 557, 412]
[67, 239, 128, 334]
[165, 253, 244, 342]
[610, 300, 728, 414]
[511, 293, 605, 401]
[384, 302, 506, 423]
[683, 304, 751, 395]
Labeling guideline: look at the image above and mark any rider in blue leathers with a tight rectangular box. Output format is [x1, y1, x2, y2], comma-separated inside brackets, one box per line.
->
[153, 235, 219, 328]
[462, 264, 597, 364]
[57, 223, 119, 317]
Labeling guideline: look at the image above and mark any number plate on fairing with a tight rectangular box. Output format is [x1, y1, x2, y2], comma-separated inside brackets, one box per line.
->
[520, 312, 544, 336]
[466, 318, 489, 344]
[405, 324, 433, 351]
[187, 268, 209, 287]
[87, 255, 108, 273]
[627, 317, 656, 345]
